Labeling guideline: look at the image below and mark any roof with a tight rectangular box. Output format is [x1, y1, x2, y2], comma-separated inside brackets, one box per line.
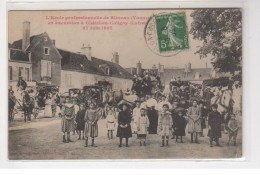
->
[10, 33, 43, 50]
[162, 68, 212, 81]
[58, 49, 133, 80]
[9, 49, 30, 62]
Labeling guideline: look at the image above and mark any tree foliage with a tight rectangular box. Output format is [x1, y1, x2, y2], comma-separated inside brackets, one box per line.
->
[190, 9, 242, 87]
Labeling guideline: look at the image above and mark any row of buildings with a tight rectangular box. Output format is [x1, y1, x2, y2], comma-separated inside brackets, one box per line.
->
[125, 61, 229, 92]
[8, 21, 133, 94]
[8, 21, 229, 95]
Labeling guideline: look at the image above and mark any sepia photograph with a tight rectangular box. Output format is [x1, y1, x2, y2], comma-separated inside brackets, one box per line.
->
[8, 9, 242, 160]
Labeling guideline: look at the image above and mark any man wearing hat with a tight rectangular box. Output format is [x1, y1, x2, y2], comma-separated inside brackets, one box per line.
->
[17, 76, 27, 91]
[9, 90, 16, 121]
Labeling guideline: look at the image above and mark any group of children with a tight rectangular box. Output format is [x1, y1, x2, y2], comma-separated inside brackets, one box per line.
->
[60, 96, 239, 148]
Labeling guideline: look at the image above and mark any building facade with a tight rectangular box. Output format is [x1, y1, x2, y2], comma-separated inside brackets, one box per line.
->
[8, 48, 36, 90]
[59, 48, 133, 93]
[9, 21, 133, 93]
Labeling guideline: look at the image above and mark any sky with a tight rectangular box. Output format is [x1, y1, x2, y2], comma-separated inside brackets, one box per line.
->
[8, 10, 212, 69]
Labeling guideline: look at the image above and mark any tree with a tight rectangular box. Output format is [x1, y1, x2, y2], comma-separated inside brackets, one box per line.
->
[190, 9, 242, 87]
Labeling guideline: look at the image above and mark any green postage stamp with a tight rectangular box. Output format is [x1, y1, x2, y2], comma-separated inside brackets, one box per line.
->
[155, 12, 189, 53]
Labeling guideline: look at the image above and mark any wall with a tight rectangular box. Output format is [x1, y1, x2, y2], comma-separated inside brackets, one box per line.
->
[8, 61, 33, 90]
[30, 33, 61, 86]
[60, 70, 133, 93]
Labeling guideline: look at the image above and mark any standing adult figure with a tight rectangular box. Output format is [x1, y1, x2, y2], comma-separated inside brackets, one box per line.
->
[117, 103, 132, 147]
[44, 93, 52, 117]
[146, 95, 159, 134]
[9, 90, 16, 121]
[187, 100, 202, 144]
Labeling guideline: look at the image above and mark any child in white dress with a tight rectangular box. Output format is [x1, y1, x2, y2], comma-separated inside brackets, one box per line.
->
[137, 108, 150, 146]
[106, 107, 116, 140]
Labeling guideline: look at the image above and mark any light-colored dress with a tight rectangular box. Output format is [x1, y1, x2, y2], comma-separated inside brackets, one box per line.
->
[187, 106, 202, 133]
[132, 107, 141, 132]
[106, 113, 116, 131]
[137, 114, 150, 136]
[158, 111, 173, 136]
[44, 98, 52, 117]
[84, 109, 99, 138]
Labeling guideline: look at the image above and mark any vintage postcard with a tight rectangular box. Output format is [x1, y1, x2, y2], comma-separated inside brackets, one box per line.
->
[8, 9, 242, 160]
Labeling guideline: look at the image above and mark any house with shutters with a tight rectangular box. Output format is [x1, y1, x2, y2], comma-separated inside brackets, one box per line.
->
[9, 21, 62, 90]
[9, 21, 133, 93]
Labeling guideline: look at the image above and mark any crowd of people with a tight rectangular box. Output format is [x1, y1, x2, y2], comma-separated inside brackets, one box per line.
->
[131, 70, 163, 97]
[59, 93, 239, 148]
[9, 76, 239, 149]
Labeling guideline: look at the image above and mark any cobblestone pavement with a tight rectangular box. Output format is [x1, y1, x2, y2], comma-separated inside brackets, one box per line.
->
[8, 110, 242, 160]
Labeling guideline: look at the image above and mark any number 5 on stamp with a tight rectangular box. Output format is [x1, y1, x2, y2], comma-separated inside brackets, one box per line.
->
[155, 12, 189, 53]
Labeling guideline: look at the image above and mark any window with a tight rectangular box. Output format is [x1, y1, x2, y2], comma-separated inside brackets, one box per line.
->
[9, 66, 12, 80]
[44, 37, 48, 41]
[41, 60, 52, 78]
[25, 68, 30, 81]
[44, 47, 50, 55]
[105, 67, 110, 75]
[195, 72, 200, 80]
[19, 67, 23, 78]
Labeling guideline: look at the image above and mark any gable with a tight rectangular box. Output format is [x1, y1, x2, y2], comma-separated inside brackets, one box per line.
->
[10, 32, 62, 59]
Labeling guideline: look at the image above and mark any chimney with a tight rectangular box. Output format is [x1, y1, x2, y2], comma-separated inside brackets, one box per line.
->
[52, 40, 55, 46]
[81, 44, 92, 61]
[111, 52, 119, 64]
[22, 21, 30, 50]
[158, 63, 164, 73]
[136, 61, 142, 76]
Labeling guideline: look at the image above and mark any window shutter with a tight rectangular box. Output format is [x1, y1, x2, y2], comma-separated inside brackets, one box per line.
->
[47, 61, 52, 77]
[41, 60, 47, 77]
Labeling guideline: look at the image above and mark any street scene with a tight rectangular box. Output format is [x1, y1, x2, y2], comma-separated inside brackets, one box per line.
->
[8, 9, 242, 160]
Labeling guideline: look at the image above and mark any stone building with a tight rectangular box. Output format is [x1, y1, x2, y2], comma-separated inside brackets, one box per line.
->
[9, 21, 133, 93]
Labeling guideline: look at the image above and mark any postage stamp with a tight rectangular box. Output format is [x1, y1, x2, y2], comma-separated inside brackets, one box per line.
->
[155, 12, 189, 53]
[144, 12, 189, 56]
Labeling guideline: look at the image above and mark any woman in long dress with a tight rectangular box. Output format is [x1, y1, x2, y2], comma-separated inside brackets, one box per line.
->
[117, 103, 132, 147]
[187, 100, 202, 144]
[61, 97, 75, 143]
[44, 94, 52, 117]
